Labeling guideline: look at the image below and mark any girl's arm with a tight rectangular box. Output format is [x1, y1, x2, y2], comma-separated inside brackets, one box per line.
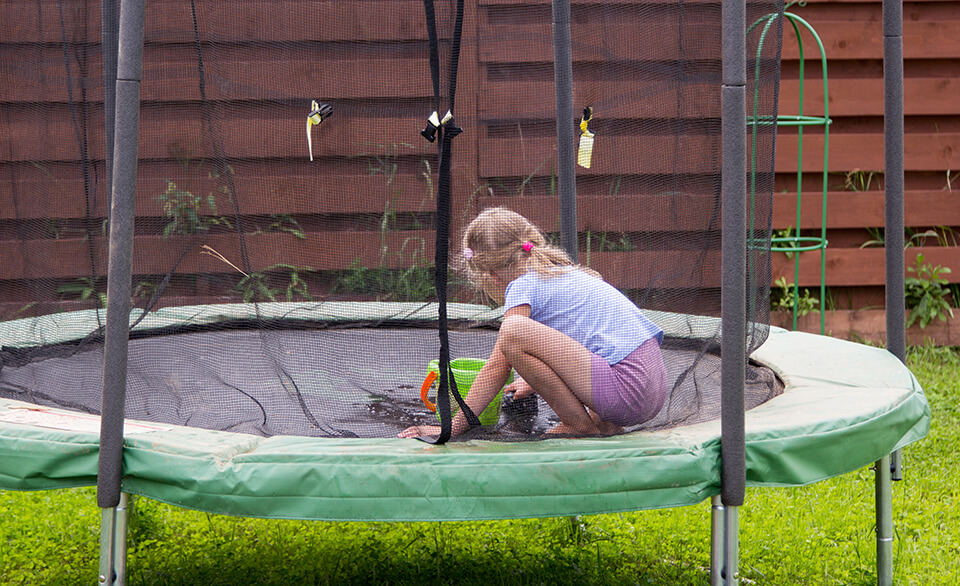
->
[445, 305, 530, 434]
[397, 305, 530, 438]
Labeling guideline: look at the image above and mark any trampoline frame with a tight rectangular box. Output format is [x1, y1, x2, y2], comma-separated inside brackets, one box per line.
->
[0, 1, 916, 585]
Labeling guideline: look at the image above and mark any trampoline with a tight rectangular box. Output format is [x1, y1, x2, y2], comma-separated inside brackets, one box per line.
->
[0, 0, 929, 583]
[0, 301, 930, 519]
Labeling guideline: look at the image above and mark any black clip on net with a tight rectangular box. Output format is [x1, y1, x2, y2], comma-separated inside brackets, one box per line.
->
[309, 100, 333, 124]
[307, 100, 333, 162]
[421, 110, 460, 143]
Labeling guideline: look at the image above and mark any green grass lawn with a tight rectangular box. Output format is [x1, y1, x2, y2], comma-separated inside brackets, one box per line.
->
[1, 345, 957, 585]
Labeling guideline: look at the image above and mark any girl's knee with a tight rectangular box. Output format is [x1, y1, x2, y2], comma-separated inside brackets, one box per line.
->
[499, 314, 532, 352]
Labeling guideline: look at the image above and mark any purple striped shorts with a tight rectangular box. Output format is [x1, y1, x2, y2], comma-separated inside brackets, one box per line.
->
[591, 337, 667, 427]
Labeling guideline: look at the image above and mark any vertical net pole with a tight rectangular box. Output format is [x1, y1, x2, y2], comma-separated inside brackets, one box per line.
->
[879, 1, 905, 583]
[98, 0, 146, 582]
[103, 0, 119, 200]
[883, 0, 906, 365]
[720, 0, 747, 583]
[552, 0, 578, 262]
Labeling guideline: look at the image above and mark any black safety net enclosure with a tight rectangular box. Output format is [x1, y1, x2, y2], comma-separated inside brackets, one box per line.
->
[0, 0, 784, 440]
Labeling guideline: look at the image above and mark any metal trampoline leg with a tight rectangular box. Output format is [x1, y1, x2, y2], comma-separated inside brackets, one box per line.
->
[724, 505, 740, 585]
[710, 496, 725, 586]
[710, 497, 740, 586]
[98, 493, 129, 586]
[875, 454, 894, 586]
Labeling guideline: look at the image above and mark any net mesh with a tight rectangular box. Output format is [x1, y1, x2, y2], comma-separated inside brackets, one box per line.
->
[0, 0, 784, 439]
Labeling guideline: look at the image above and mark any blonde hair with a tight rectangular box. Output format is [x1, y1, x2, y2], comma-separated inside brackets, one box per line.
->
[459, 207, 599, 301]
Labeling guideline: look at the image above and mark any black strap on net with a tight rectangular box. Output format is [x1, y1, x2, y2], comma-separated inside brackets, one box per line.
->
[418, 0, 480, 445]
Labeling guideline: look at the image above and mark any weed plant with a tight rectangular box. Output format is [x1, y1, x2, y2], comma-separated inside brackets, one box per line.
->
[905, 254, 954, 329]
[1, 347, 957, 585]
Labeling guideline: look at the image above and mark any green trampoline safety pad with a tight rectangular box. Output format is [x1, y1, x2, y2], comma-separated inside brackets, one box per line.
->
[0, 307, 930, 521]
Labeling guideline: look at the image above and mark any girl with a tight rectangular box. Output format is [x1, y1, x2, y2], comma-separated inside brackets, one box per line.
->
[399, 207, 666, 438]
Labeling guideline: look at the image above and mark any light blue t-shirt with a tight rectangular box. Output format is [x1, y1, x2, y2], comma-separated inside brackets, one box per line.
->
[503, 269, 663, 365]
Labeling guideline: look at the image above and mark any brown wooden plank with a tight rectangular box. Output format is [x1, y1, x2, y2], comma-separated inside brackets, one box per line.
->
[478, 134, 724, 176]
[0, 173, 439, 220]
[478, 79, 720, 119]
[478, 75, 960, 120]
[0, 0, 432, 44]
[7, 235, 959, 292]
[0, 107, 433, 162]
[480, 76, 960, 120]
[586, 250, 723, 289]
[0, 0, 100, 43]
[0, 230, 438, 280]
[779, 76, 960, 117]
[773, 190, 960, 230]
[780, 20, 960, 60]
[774, 309, 960, 348]
[479, 21, 721, 63]
[481, 0, 723, 5]
[773, 246, 960, 287]
[5, 119, 955, 180]
[0, 47, 431, 103]
[0, 46, 104, 103]
[480, 194, 725, 232]
[776, 132, 960, 173]
[476, 131, 960, 177]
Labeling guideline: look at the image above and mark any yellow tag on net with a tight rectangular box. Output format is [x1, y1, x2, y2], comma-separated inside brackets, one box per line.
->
[577, 133, 594, 169]
[577, 107, 595, 168]
[307, 117, 315, 161]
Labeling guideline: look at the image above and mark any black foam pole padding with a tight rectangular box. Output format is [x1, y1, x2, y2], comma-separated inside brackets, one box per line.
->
[552, 0, 578, 263]
[102, 0, 119, 204]
[722, 0, 747, 88]
[883, 1, 905, 364]
[97, 0, 146, 509]
[720, 0, 747, 508]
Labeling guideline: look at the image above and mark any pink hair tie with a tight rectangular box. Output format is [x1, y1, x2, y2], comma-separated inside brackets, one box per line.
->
[462, 247, 474, 260]
[522, 241, 535, 252]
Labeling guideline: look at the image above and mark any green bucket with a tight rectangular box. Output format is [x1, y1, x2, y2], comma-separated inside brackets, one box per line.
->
[425, 358, 511, 426]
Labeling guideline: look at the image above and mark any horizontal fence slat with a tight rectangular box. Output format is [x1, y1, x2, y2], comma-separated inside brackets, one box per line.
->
[773, 246, 960, 287]
[0, 172, 438, 220]
[1, 0, 433, 44]
[776, 132, 960, 173]
[781, 20, 960, 60]
[779, 76, 960, 117]
[0, 230, 437, 280]
[478, 135, 726, 176]
[773, 190, 960, 230]
[478, 80, 717, 119]
[0, 49, 431, 104]
[480, 22, 722, 63]
[479, 195, 724, 232]
[479, 76, 959, 120]
[477, 131, 960, 176]
[0, 111, 434, 162]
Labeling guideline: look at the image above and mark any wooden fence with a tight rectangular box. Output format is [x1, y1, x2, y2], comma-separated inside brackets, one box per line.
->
[0, 0, 957, 319]
[770, 0, 960, 312]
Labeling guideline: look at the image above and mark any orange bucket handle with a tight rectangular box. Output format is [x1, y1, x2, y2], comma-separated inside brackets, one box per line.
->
[419, 370, 438, 412]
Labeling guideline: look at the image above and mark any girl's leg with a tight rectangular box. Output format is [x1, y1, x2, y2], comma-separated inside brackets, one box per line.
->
[497, 314, 608, 435]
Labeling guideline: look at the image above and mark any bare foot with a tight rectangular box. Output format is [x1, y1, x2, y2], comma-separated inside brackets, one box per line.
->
[589, 412, 623, 436]
[595, 420, 623, 436]
[544, 417, 622, 437]
[544, 422, 581, 436]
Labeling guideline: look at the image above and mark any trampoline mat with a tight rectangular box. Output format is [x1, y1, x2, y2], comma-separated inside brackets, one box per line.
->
[0, 326, 782, 439]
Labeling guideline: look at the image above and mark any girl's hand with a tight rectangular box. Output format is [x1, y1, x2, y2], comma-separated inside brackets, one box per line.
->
[398, 425, 441, 438]
[505, 376, 534, 399]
